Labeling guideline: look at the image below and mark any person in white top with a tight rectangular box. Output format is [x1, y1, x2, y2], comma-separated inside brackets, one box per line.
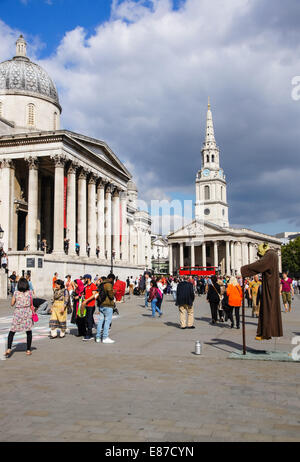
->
[171, 279, 178, 302]
[144, 274, 152, 308]
[157, 279, 166, 312]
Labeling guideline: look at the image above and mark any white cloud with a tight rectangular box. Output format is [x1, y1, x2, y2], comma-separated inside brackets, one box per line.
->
[1, 0, 300, 230]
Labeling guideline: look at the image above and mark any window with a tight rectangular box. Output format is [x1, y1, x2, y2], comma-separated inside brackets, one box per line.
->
[27, 104, 35, 126]
[221, 186, 223, 201]
[204, 185, 210, 200]
[206, 155, 209, 163]
[212, 155, 215, 162]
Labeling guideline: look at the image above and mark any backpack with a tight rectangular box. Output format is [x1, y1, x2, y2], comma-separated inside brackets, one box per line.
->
[97, 283, 107, 307]
[156, 288, 162, 300]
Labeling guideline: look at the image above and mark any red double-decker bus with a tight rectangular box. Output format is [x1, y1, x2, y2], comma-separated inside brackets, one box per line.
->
[179, 266, 218, 277]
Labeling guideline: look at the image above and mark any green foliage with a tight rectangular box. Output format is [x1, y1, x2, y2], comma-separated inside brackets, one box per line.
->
[281, 237, 300, 276]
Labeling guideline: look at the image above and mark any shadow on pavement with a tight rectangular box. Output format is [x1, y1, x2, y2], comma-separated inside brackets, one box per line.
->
[164, 321, 181, 329]
[205, 338, 259, 354]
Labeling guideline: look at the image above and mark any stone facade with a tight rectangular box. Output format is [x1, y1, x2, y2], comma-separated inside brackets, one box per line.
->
[0, 36, 151, 297]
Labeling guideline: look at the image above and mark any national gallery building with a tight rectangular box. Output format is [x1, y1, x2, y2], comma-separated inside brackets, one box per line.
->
[168, 101, 282, 275]
[0, 36, 151, 296]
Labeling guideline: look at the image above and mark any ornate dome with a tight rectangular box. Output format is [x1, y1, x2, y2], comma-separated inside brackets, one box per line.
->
[0, 35, 61, 111]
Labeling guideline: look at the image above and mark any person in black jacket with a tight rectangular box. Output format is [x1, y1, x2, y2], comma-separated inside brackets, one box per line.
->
[176, 277, 195, 329]
[207, 275, 222, 325]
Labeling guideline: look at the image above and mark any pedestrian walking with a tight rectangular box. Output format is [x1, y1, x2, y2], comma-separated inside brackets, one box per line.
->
[71, 279, 86, 337]
[49, 280, 70, 339]
[176, 277, 195, 329]
[280, 272, 294, 313]
[148, 280, 163, 318]
[5, 277, 34, 358]
[93, 273, 116, 344]
[81, 274, 98, 341]
[206, 275, 223, 325]
[226, 277, 243, 329]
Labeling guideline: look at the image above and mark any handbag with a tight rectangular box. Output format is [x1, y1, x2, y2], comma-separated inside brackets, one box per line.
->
[30, 292, 39, 323]
[212, 284, 223, 311]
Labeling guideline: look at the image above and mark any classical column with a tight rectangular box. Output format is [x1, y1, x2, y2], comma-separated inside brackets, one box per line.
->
[202, 242, 207, 268]
[112, 188, 120, 261]
[169, 244, 173, 275]
[52, 155, 65, 254]
[88, 175, 97, 258]
[214, 241, 219, 268]
[77, 169, 87, 257]
[105, 184, 112, 260]
[226, 240, 231, 275]
[241, 242, 248, 266]
[180, 243, 184, 268]
[0, 159, 12, 251]
[10, 162, 16, 251]
[66, 163, 77, 256]
[97, 179, 105, 259]
[230, 241, 235, 273]
[191, 242, 195, 267]
[120, 191, 128, 261]
[26, 157, 39, 252]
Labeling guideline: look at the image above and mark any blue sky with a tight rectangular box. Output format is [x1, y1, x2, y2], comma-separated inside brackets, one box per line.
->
[0, 0, 183, 57]
[0, 0, 300, 236]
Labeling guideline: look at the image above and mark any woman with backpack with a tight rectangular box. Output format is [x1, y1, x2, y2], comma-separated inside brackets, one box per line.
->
[226, 277, 243, 329]
[148, 280, 163, 318]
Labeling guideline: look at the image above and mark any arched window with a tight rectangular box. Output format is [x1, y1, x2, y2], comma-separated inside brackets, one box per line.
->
[212, 155, 215, 163]
[221, 186, 223, 201]
[53, 112, 58, 130]
[206, 155, 209, 163]
[204, 185, 210, 200]
[27, 104, 35, 126]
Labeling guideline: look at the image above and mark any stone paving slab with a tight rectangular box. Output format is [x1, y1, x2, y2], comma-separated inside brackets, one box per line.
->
[0, 293, 300, 442]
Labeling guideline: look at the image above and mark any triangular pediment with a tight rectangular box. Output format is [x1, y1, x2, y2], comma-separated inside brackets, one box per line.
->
[65, 131, 131, 180]
[168, 219, 229, 239]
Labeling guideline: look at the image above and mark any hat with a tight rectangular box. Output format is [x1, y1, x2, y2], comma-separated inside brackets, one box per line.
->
[83, 274, 92, 280]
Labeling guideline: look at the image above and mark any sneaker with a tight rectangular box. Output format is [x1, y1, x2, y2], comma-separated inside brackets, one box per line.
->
[95, 337, 101, 343]
[102, 337, 115, 344]
[82, 336, 93, 341]
[188, 326, 195, 329]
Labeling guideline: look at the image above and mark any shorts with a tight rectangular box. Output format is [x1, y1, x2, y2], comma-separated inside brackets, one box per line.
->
[282, 292, 292, 305]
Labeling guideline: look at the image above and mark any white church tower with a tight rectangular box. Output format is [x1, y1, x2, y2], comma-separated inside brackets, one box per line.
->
[195, 99, 229, 228]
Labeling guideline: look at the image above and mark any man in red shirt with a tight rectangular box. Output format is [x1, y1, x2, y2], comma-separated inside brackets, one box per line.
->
[82, 274, 98, 341]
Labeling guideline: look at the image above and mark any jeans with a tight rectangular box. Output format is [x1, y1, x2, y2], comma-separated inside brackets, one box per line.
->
[37, 301, 50, 315]
[151, 298, 162, 317]
[171, 290, 177, 302]
[96, 307, 113, 339]
[145, 290, 150, 307]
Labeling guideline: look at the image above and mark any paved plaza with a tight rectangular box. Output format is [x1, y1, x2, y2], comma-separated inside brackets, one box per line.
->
[0, 293, 300, 442]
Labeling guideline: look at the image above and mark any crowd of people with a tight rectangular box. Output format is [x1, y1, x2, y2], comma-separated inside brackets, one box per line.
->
[2, 265, 299, 358]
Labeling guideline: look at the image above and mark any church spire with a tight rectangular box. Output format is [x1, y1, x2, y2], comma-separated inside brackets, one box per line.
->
[15, 35, 27, 58]
[204, 97, 216, 147]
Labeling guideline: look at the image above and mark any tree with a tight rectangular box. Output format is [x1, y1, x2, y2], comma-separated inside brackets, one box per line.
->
[281, 237, 300, 277]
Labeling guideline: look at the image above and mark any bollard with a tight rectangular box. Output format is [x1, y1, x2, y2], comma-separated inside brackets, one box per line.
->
[0, 335, 7, 361]
[195, 341, 202, 355]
